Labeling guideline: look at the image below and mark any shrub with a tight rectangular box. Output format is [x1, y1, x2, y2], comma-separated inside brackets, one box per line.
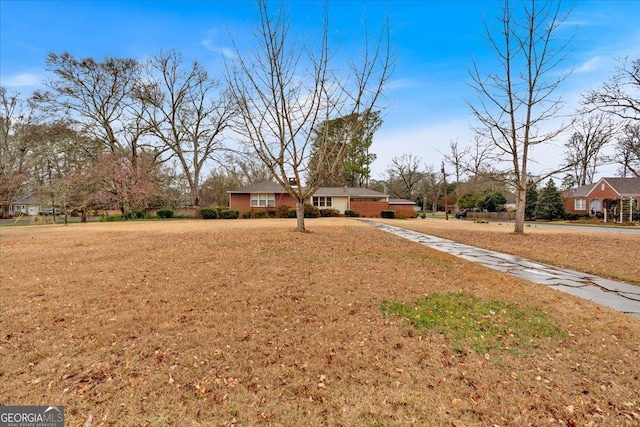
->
[266, 208, 277, 218]
[157, 209, 174, 219]
[220, 209, 239, 219]
[200, 208, 219, 219]
[344, 209, 360, 217]
[319, 208, 340, 217]
[288, 208, 297, 218]
[125, 211, 144, 220]
[303, 204, 319, 218]
[242, 211, 252, 219]
[395, 207, 418, 219]
[381, 210, 395, 219]
[276, 205, 291, 218]
[254, 210, 266, 219]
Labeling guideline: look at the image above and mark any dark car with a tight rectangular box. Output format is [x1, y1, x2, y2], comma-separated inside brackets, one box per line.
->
[455, 209, 468, 219]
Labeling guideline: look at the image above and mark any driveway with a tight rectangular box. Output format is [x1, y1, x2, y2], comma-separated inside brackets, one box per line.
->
[371, 221, 640, 318]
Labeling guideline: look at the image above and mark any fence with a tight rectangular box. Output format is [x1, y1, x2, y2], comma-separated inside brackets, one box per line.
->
[466, 211, 516, 221]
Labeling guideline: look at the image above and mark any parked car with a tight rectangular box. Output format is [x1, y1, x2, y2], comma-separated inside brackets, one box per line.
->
[455, 209, 468, 219]
[39, 208, 63, 216]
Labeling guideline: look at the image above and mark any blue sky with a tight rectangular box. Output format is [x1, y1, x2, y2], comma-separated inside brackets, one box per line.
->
[2, 0, 639, 180]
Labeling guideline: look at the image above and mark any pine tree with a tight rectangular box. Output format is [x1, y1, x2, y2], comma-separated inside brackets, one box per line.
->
[525, 180, 538, 220]
[534, 179, 566, 221]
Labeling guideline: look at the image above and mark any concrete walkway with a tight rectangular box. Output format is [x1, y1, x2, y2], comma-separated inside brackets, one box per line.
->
[370, 222, 640, 318]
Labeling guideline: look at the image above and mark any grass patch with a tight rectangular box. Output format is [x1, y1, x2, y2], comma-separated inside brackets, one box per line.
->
[381, 292, 566, 355]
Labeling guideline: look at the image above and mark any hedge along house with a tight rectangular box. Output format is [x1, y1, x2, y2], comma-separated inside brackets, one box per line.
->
[228, 181, 415, 217]
[562, 177, 640, 223]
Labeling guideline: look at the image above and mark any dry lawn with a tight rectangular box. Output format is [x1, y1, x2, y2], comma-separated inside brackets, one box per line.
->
[372, 218, 640, 286]
[1, 218, 639, 426]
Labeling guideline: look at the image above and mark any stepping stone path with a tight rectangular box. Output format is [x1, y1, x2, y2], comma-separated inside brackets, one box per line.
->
[371, 222, 640, 318]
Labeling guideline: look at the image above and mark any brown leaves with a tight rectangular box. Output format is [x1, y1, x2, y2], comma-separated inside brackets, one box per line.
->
[1, 219, 639, 426]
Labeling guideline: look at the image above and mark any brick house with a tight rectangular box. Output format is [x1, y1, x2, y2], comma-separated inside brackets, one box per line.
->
[562, 177, 640, 222]
[228, 181, 415, 218]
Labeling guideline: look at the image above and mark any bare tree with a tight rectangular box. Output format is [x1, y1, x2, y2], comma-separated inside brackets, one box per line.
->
[467, 0, 573, 233]
[226, 0, 392, 231]
[38, 53, 145, 159]
[384, 153, 426, 201]
[584, 58, 639, 178]
[28, 121, 100, 223]
[36, 53, 158, 214]
[468, 136, 495, 179]
[563, 112, 617, 186]
[220, 151, 274, 185]
[585, 57, 639, 121]
[0, 88, 41, 218]
[615, 122, 640, 177]
[442, 139, 470, 210]
[136, 50, 236, 206]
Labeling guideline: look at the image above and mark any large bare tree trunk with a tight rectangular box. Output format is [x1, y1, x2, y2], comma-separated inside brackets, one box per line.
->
[295, 201, 306, 232]
[514, 187, 526, 234]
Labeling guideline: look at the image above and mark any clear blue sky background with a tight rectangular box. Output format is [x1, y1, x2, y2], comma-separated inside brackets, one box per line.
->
[2, 0, 639, 180]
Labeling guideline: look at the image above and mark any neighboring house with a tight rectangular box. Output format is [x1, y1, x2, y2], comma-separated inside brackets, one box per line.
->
[9, 195, 42, 216]
[562, 177, 640, 222]
[228, 181, 415, 217]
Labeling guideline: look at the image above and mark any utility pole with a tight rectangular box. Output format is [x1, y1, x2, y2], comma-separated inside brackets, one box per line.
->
[442, 161, 448, 220]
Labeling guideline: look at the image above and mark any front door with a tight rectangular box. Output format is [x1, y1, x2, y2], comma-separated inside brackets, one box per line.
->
[589, 199, 601, 216]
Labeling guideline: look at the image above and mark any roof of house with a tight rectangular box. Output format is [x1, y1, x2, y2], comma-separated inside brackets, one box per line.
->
[228, 181, 389, 198]
[388, 198, 416, 205]
[598, 177, 640, 196]
[11, 195, 42, 205]
[563, 177, 640, 198]
[562, 183, 597, 198]
[227, 181, 289, 194]
[314, 187, 388, 198]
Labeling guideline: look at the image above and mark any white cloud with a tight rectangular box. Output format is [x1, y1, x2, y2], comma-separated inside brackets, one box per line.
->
[370, 116, 581, 180]
[370, 118, 474, 177]
[1, 72, 42, 87]
[202, 39, 237, 59]
[574, 56, 602, 73]
[386, 77, 416, 90]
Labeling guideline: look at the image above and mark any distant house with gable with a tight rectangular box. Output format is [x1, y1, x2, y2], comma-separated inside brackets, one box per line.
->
[562, 177, 640, 222]
[9, 195, 42, 217]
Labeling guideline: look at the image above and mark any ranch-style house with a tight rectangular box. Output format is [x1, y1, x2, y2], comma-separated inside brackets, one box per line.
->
[228, 181, 415, 218]
[562, 177, 640, 223]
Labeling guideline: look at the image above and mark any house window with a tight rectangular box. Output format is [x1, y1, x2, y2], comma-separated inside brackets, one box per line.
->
[250, 193, 275, 207]
[589, 199, 601, 213]
[574, 198, 586, 210]
[312, 196, 332, 207]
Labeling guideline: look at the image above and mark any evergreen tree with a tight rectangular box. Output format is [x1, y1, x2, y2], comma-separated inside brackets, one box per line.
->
[525, 180, 538, 220]
[307, 111, 381, 188]
[534, 179, 566, 220]
[476, 191, 507, 212]
[458, 191, 479, 209]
